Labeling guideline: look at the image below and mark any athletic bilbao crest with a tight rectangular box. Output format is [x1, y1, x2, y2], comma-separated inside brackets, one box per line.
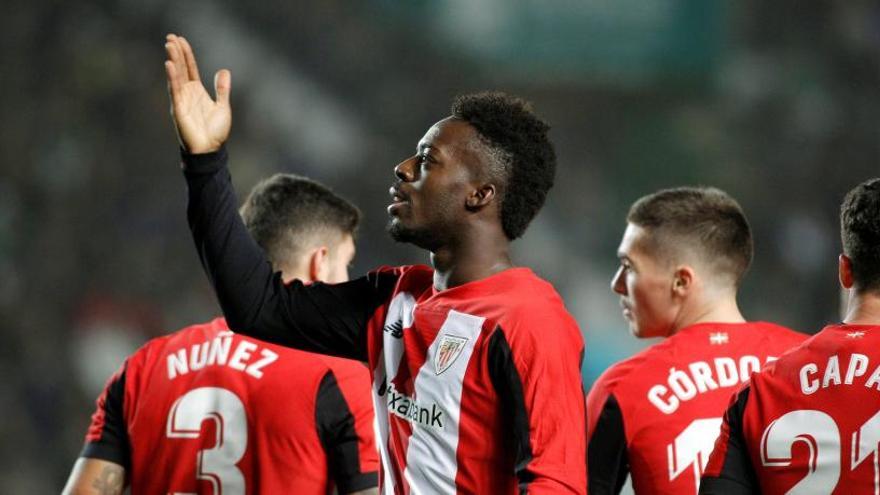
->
[434, 335, 468, 375]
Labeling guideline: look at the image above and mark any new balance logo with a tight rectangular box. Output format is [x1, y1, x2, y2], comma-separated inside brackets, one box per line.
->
[386, 383, 444, 429]
[384, 320, 404, 339]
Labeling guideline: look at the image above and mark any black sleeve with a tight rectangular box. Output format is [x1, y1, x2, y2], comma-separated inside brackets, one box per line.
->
[316, 371, 378, 493]
[81, 366, 130, 469]
[698, 388, 758, 495]
[587, 393, 629, 495]
[183, 148, 398, 361]
[487, 330, 534, 493]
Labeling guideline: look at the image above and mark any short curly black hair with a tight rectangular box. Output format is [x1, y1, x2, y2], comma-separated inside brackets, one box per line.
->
[841, 178, 880, 293]
[451, 92, 556, 240]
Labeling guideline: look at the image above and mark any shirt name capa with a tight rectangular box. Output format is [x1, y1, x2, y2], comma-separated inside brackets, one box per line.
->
[800, 353, 880, 395]
[386, 384, 444, 429]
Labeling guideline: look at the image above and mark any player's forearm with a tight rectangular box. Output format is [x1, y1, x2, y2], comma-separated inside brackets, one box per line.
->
[62, 458, 125, 495]
[183, 147, 276, 331]
[181, 149, 374, 359]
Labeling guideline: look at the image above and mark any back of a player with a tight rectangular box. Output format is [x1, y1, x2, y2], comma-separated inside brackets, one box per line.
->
[588, 321, 805, 494]
[700, 178, 880, 494]
[709, 324, 880, 494]
[86, 318, 377, 494]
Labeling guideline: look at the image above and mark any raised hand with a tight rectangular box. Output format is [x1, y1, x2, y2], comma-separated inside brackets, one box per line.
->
[164, 34, 231, 154]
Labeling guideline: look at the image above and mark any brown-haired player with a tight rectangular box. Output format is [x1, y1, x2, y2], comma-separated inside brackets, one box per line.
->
[700, 178, 880, 494]
[586, 187, 805, 494]
[63, 174, 378, 495]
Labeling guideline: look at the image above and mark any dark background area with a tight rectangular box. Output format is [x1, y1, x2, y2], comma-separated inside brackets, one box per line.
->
[1, 0, 878, 489]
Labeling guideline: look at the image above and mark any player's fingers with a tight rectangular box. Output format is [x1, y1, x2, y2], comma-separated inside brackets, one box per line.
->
[164, 40, 186, 88]
[178, 36, 201, 83]
[165, 60, 181, 103]
[214, 69, 231, 107]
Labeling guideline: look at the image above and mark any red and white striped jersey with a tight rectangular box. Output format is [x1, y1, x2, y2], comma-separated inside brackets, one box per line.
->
[586, 322, 805, 494]
[80, 318, 378, 494]
[364, 265, 586, 494]
[701, 324, 880, 494]
[183, 149, 588, 494]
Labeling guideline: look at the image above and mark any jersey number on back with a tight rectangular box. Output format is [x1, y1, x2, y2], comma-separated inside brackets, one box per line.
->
[166, 387, 248, 495]
[668, 417, 723, 493]
[761, 409, 880, 494]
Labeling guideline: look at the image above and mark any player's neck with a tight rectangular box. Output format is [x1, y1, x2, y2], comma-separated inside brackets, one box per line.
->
[843, 291, 880, 325]
[430, 232, 513, 291]
[671, 295, 745, 335]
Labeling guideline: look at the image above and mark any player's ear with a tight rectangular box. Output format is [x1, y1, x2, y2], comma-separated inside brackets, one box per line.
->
[672, 265, 695, 297]
[308, 246, 330, 283]
[839, 254, 854, 289]
[465, 183, 497, 211]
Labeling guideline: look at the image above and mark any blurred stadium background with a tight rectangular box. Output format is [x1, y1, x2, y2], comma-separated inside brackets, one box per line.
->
[2, 0, 879, 490]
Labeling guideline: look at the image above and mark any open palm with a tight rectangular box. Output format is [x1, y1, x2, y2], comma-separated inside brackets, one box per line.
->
[164, 34, 231, 154]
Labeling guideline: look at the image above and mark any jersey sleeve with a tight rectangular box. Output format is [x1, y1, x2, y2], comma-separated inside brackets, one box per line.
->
[487, 315, 587, 494]
[315, 370, 379, 493]
[699, 386, 757, 494]
[80, 361, 130, 469]
[183, 148, 399, 361]
[585, 390, 629, 495]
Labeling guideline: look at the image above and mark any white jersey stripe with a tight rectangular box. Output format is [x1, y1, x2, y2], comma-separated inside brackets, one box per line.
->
[373, 292, 416, 494]
[403, 310, 485, 494]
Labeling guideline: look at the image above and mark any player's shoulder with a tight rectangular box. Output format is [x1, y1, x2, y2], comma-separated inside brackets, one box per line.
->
[591, 345, 658, 393]
[166, 317, 230, 343]
[496, 268, 576, 324]
[319, 354, 371, 380]
[127, 317, 227, 361]
[748, 325, 839, 382]
[487, 269, 583, 361]
[764, 323, 880, 370]
[748, 321, 808, 344]
[143, 317, 329, 372]
[317, 355, 373, 405]
[371, 264, 432, 280]
[370, 264, 433, 296]
[591, 356, 638, 392]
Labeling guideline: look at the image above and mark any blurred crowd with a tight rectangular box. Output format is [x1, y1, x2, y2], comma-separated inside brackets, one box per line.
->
[1, 0, 879, 490]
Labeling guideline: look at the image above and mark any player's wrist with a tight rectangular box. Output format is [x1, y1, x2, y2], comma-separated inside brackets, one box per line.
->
[180, 145, 228, 175]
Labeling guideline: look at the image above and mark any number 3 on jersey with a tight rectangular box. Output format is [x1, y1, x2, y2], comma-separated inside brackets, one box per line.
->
[166, 387, 248, 495]
[761, 409, 880, 494]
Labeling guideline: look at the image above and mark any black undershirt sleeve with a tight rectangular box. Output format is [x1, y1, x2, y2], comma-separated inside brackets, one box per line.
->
[81, 366, 130, 469]
[316, 371, 378, 494]
[183, 148, 398, 361]
[487, 330, 534, 494]
[587, 393, 629, 495]
[698, 388, 758, 495]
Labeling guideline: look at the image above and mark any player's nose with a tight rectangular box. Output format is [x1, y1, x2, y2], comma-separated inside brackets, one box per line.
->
[394, 157, 417, 183]
[611, 267, 626, 295]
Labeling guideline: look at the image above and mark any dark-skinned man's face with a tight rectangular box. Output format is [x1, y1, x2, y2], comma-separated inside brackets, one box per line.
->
[387, 117, 486, 251]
